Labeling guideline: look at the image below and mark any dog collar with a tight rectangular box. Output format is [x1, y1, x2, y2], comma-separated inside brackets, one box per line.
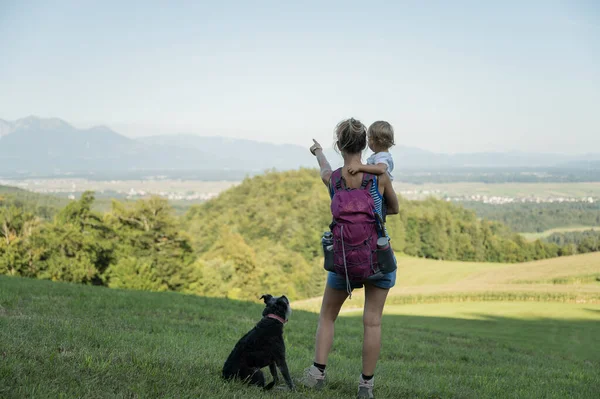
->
[266, 314, 287, 324]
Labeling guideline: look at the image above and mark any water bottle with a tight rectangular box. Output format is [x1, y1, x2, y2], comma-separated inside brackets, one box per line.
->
[376, 237, 396, 274]
[322, 232, 335, 272]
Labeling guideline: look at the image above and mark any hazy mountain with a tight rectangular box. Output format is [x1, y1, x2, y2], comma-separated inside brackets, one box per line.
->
[0, 119, 14, 137]
[138, 134, 315, 171]
[0, 116, 222, 175]
[1, 116, 598, 177]
[389, 148, 596, 169]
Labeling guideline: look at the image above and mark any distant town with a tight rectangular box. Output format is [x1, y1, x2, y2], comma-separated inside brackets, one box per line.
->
[2, 177, 599, 206]
[444, 194, 596, 205]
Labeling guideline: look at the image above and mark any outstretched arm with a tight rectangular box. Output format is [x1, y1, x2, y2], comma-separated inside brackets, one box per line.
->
[310, 139, 332, 186]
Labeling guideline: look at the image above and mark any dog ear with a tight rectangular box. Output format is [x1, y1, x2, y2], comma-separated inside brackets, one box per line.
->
[260, 294, 273, 304]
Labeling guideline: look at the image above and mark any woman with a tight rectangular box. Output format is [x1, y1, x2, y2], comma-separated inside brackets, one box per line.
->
[302, 118, 399, 398]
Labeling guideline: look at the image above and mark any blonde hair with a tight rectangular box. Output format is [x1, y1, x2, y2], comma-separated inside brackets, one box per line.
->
[368, 121, 395, 149]
[334, 118, 367, 154]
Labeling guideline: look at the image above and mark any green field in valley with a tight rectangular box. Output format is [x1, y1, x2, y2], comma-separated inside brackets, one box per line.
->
[294, 252, 600, 312]
[393, 181, 600, 199]
[521, 226, 598, 241]
[2, 252, 599, 398]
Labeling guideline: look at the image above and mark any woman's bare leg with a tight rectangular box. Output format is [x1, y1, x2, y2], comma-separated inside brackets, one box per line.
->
[361, 284, 390, 376]
[314, 284, 349, 364]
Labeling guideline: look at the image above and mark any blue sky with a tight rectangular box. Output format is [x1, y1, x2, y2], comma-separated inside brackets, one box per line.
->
[0, 0, 598, 153]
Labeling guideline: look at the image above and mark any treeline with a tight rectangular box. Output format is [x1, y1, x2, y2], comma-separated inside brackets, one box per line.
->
[461, 202, 600, 233]
[544, 230, 600, 255]
[387, 199, 567, 262]
[0, 184, 133, 215]
[0, 193, 199, 291]
[0, 170, 588, 301]
[184, 170, 570, 274]
[0, 185, 324, 301]
[0, 185, 67, 220]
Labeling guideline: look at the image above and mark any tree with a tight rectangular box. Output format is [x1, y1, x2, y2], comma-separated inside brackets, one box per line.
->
[0, 206, 41, 276]
[33, 192, 114, 284]
[202, 227, 262, 300]
[105, 196, 194, 292]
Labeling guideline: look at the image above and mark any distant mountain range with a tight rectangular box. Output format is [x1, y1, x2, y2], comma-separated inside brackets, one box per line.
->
[1, 116, 599, 178]
[0, 116, 317, 177]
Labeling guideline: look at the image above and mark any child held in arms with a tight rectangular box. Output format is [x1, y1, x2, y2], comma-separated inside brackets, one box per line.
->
[347, 121, 395, 181]
[348, 121, 395, 220]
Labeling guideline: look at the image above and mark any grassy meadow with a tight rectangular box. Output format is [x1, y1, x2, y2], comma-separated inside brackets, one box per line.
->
[2, 252, 599, 398]
[392, 181, 600, 200]
[521, 226, 598, 241]
[293, 252, 600, 312]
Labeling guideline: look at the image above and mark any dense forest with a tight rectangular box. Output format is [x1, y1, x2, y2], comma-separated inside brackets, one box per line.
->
[462, 202, 600, 233]
[544, 229, 600, 254]
[0, 185, 67, 220]
[0, 170, 593, 301]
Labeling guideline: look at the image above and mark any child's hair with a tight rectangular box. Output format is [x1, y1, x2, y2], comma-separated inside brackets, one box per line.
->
[334, 118, 367, 154]
[368, 121, 395, 149]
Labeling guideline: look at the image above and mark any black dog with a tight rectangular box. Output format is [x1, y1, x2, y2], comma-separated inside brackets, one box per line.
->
[222, 294, 295, 390]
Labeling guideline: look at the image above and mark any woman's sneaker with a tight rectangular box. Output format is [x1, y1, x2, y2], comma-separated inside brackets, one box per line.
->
[299, 365, 326, 389]
[357, 375, 374, 398]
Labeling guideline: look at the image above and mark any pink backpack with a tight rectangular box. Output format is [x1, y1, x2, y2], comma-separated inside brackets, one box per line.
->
[329, 169, 384, 283]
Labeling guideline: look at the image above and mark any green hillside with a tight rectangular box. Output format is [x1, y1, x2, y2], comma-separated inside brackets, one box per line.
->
[1, 169, 594, 304]
[182, 169, 574, 300]
[0, 184, 67, 220]
[1, 275, 598, 399]
[185, 169, 566, 265]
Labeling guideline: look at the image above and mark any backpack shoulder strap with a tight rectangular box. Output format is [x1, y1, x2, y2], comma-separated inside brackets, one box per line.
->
[360, 173, 376, 190]
[330, 168, 345, 194]
[331, 169, 374, 195]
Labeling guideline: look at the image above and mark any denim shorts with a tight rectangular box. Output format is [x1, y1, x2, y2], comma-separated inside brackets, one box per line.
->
[327, 269, 396, 291]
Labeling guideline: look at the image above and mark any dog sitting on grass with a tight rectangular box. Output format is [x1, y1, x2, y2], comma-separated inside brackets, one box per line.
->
[222, 294, 295, 390]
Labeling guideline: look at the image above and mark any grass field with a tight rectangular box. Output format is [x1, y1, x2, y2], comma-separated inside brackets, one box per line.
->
[2, 253, 600, 398]
[356, 302, 600, 364]
[521, 226, 598, 241]
[392, 181, 600, 200]
[294, 252, 600, 313]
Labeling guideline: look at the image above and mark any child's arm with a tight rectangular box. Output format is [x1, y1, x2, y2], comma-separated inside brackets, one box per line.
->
[348, 162, 388, 176]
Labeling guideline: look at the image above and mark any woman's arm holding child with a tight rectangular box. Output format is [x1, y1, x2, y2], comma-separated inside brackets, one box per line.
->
[380, 174, 399, 215]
